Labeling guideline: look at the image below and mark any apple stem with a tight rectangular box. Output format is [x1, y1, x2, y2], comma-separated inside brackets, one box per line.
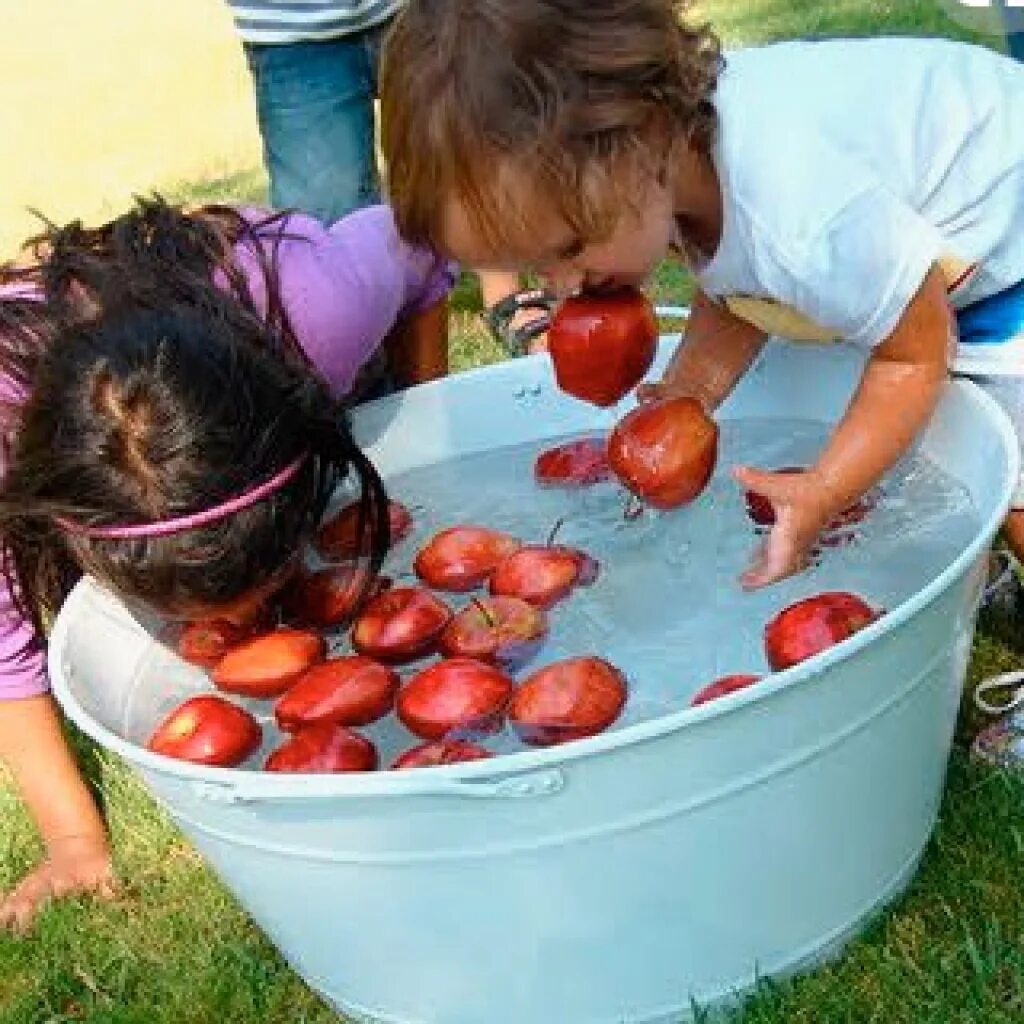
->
[623, 494, 644, 521]
[546, 517, 565, 547]
[471, 597, 497, 627]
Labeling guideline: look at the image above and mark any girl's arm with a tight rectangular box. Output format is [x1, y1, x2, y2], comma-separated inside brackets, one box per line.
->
[380, 296, 450, 388]
[0, 694, 113, 932]
[737, 264, 952, 588]
[638, 288, 768, 410]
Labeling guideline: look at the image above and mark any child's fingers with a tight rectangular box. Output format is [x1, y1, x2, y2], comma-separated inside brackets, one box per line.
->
[0, 868, 53, 934]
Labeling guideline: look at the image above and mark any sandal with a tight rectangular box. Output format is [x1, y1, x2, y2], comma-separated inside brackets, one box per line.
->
[971, 669, 1024, 768]
[482, 288, 557, 357]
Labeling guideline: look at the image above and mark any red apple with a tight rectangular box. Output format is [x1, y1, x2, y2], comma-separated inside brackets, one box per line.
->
[413, 526, 521, 592]
[147, 695, 262, 767]
[689, 673, 763, 707]
[177, 620, 249, 669]
[396, 657, 515, 740]
[510, 656, 627, 746]
[764, 592, 881, 671]
[608, 397, 718, 509]
[534, 437, 612, 488]
[274, 655, 400, 730]
[391, 739, 494, 770]
[211, 628, 326, 698]
[489, 544, 599, 608]
[439, 596, 549, 668]
[282, 564, 391, 628]
[547, 289, 658, 407]
[744, 466, 878, 537]
[264, 722, 378, 773]
[351, 586, 452, 662]
[315, 498, 413, 561]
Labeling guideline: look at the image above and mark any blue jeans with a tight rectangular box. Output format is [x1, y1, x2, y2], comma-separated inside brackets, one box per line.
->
[244, 25, 389, 223]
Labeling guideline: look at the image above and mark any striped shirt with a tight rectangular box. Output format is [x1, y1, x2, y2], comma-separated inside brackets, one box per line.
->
[227, 0, 403, 45]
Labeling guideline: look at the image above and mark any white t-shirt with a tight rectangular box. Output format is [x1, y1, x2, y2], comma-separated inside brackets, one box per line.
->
[697, 36, 1024, 370]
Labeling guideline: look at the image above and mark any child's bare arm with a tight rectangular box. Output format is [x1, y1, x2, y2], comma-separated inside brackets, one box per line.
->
[737, 265, 953, 588]
[638, 289, 767, 409]
[382, 297, 450, 388]
[0, 694, 113, 932]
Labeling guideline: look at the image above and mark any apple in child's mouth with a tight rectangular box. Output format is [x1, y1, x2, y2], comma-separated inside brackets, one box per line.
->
[439, 596, 549, 668]
[211, 628, 326, 698]
[764, 592, 881, 671]
[147, 695, 262, 767]
[274, 655, 400, 730]
[414, 526, 521, 591]
[548, 289, 658, 407]
[315, 498, 413, 561]
[391, 739, 494, 770]
[264, 722, 378, 773]
[608, 397, 718, 508]
[396, 657, 515, 740]
[534, 437, 612, 488]
[510, 656, 627, 746]
[351, 585, 452, 662]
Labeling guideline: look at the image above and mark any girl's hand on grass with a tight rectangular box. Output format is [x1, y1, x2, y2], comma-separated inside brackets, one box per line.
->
[0, 833, 115, 934]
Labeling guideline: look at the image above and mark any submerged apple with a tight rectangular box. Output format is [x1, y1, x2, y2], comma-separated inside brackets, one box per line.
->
[608, 397, 718, 509]
[439, 596, 549, 668]
[489, 543, 599, 609]
[176, 619, 250, 669]
[510, 656, 627, 746]
[689, 673, 763, 707]
[534, 437, 612, 488]
[351, 586, 452, 662]
[548, 289, 658, 407]
[282, 564, 391, 628]
[211, 628, 326, 698]
[274, 655, 400, 730]
[315, 498, 413, 561]
[764, 592, 881, 671]
[396, 657, 515, 740]
[147, 695, 262, 767]
[264, 722, 378, 773]
[414, 526, 521, 592]
[391, 739, 494, 770]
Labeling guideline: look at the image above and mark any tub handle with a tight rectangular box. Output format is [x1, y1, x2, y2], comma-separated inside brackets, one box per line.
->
[189, 766, 566, 804]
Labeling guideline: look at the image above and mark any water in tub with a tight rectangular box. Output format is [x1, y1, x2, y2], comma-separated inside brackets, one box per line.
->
[129, 418, 980, 767]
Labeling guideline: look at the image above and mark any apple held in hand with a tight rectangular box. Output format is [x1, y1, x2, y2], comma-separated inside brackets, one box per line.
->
[177, 620, 250, 669]
[414, 526, 521, 592]
[489, 543, 599, 609]
[315, 498, 413, 561]
[391, 739, 494, 770]
[534, 437, 612, 488]
[397, 657, 515, 740]
[608, 397, 718, 509]
[147, 695, 262, 767]
[282, 564, 390, 628]
[274, 655, 400, 730]
[764, 592, 881, 671]
[265, 722, 378, 773]
[548, 289, 658, 407]
[439, 596, 549, 668]
[211, 628, 326, 698]
[510, 656, 627, 746]
[689, 673, 763, 707]
[351, 586, 452, 662]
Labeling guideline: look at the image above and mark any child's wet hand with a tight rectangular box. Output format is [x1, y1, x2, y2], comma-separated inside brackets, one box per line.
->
[733, 465, 834, 590]
[0, 834, 115, 934]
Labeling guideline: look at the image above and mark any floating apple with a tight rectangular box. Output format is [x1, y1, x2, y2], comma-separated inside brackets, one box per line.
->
[211, 628, 326, 698]
[608, 397, 718, 509]
[177, 620, 249, 669]
[489, 543, 599, 609]
[414, 526, 521, 592]
[547, 289, 658, 407]
[282, 564, 391, 628]
[744, 466, 878, 538]
[439, 596, 549, 668]
[689, 673, 763, 707]
[391, 739, 494, 770]
[510, 656, 627, 746]
[396, 657, 515, 740]
[274, 655, 400, 730]
[265, 722, 378, 773]
[315, 498, 413, 561]
[534, 437, 612, 488]
[351, 585, 452, 662]
[764, 592, 881, 671]
[147, 695, 262, 767]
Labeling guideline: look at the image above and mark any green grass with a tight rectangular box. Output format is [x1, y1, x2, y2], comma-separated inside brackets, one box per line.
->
[3, 1, 1024, 1021]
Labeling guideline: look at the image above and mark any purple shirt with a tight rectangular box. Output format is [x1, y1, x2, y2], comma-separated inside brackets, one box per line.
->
[0, 204, 455, 699]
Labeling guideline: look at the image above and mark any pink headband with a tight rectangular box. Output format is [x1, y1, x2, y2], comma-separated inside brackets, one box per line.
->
[54, 453, 308, 540]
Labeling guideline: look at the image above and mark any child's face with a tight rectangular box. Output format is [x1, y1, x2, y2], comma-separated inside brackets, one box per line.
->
[160, 559, 299, 627]
[441, 163, 677, 297]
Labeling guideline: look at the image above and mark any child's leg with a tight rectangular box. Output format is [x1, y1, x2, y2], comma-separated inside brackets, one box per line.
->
[1004, 508, 1024, 563]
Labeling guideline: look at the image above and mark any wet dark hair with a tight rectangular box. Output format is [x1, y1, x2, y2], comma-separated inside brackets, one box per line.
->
[0, 201, 388, 633]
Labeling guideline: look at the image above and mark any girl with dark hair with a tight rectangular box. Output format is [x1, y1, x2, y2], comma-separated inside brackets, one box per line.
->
[0, 196, 454, 930]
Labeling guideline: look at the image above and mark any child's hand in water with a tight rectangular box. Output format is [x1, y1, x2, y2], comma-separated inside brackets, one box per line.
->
[0, 833, 115, 933]
[733, 465, 838, 589]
